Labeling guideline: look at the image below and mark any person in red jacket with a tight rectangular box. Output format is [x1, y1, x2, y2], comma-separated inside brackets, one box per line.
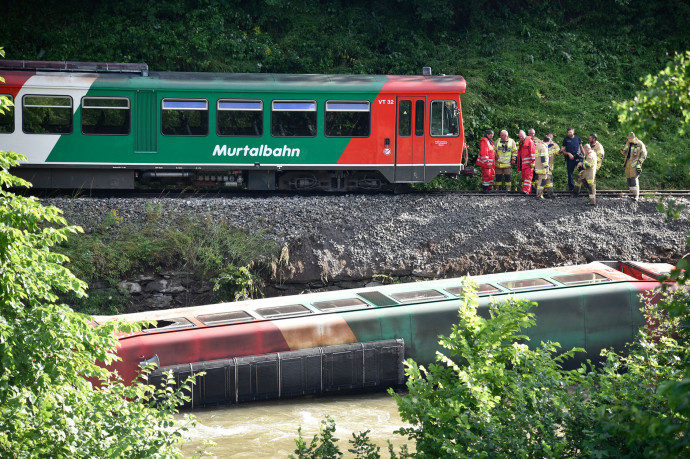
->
[476, 129, 495, 193]
[515, 129, 535, 194]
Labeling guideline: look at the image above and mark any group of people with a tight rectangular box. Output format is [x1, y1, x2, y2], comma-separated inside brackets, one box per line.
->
[475, 127, 648, 205]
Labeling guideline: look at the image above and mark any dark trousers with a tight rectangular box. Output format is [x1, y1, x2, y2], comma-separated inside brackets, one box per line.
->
[566, 158, 579, 191]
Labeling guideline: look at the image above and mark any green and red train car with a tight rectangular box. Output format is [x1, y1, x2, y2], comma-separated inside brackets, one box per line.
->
[0, 60, 467, 191]
[92, 261, 671, 407]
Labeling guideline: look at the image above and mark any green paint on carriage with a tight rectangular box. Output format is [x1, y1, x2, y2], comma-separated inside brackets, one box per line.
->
[337, 269, 647, 368]
[44, 72, 388, 166]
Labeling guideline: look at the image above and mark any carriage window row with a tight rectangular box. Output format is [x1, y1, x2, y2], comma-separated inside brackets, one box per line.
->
[0, 95, 372, 137]
[0, 95, 456, 138]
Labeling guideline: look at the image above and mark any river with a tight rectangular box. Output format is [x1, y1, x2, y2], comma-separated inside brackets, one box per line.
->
[178, 391, 412, 458]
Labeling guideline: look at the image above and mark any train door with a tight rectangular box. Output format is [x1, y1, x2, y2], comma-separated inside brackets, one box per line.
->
[395, 96, 426, 182]
[134, 90, 157, 154]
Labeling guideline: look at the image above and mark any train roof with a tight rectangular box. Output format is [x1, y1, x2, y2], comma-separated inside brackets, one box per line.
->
[0, 60, 466, 94]
[92, 261, 673, 332]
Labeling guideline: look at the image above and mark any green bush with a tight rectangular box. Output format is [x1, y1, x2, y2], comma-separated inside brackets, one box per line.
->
[55, 205, 280, 313]
[0, 149, 197, 457]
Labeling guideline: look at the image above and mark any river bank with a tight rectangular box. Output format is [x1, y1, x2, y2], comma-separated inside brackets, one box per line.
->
[44, 193, 690, 311]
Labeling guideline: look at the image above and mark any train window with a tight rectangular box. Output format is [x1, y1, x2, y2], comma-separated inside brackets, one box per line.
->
[499, 278, 555, 292]
[81, 97, 130, 135]
[552, 272, 612, 286]
[217, 99, 263, 137]
[141, 317, 194, 333]
[415, 100, 425, 136]
[271, 100, 316, 137]
[0, 95, 13, 133]
[325, 101, 370, 137]
[390, 289, 448, 303]
[197, 310, 255, 325]
[446, 284, 502, 296]
[430, 100, 460, 137]
[161, 98, 209, 136]
[398, 100, 412, 136]
[256, 304, 313, 318]
[312, 298, 367, 311]
[22, 95, 72, 134]
[357, 291, 398, 307]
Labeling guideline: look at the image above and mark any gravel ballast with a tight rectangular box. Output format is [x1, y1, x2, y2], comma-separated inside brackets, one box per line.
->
[43, 193, 690, 295]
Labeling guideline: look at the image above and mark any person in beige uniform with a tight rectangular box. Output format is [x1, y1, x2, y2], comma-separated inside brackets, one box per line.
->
[589, 133, 605, 172]
[494, 130, 517, 191]
[620, 131, 647, 201]
[573, 144, 598, 205]
[533, 136, 550, 201]
[544, 132, 560, 198]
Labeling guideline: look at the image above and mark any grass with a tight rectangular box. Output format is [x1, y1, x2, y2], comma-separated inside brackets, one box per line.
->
[56, 204, 281, 314]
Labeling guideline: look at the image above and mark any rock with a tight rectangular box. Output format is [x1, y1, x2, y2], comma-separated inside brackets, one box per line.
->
[41, 193, 690, 311]
[117, 281, 142, 295]
[144, 279, 169, 293]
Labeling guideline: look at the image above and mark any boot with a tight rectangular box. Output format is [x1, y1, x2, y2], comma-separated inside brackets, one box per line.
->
[547, 187, 556, 199]
[572, 186, 580, 198]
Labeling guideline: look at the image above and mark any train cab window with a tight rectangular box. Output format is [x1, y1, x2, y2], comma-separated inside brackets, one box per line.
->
[256, 304, 313, 319]
[81, 97, 130, 135]
[197, 310, 255, 325]
[217, 99, 263, 136]
[22, 95, 72, 134]
[271, 100, 316, 137]
[0, 95, 14, 133]
[446, 284, 502, 296]
[325, 101, 370, 137]
[552, 272, 612, 286]
[312, 298, 367, 311]
[390, 289, 448, 303]
[398, 100, 411, 136]
[499, 278, 555, 292]
[141, 317, 194, 333]
[161, 98, 209, 136]
[415, 100, 425, 136]
[430, 100, 460, 137]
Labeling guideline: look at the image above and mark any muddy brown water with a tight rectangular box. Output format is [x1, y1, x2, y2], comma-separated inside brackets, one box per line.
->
[178, 392, 412, 458]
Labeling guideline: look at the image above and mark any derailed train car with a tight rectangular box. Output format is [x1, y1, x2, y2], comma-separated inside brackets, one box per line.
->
[0, 60, 468, 191]
[92, 260, 672, 408]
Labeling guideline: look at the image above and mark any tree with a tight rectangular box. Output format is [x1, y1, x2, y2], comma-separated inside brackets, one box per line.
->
[0, 146, 196, 454]
[391, 283, 584, 457]
[616, 50, 690, 136]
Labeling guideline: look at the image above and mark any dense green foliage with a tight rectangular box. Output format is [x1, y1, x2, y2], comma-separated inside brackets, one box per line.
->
[293, 281, 689, 458]
[618, 50, 690, 136]
[1, 0, 689, 189]
[54, 205, 280, 314]
[0, 148, 198, 457]
[393, 286, 583, 457]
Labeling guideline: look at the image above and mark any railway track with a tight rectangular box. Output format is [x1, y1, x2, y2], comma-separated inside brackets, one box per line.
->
[435, 189, 690, 198]
[24, 187, 690, 200]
